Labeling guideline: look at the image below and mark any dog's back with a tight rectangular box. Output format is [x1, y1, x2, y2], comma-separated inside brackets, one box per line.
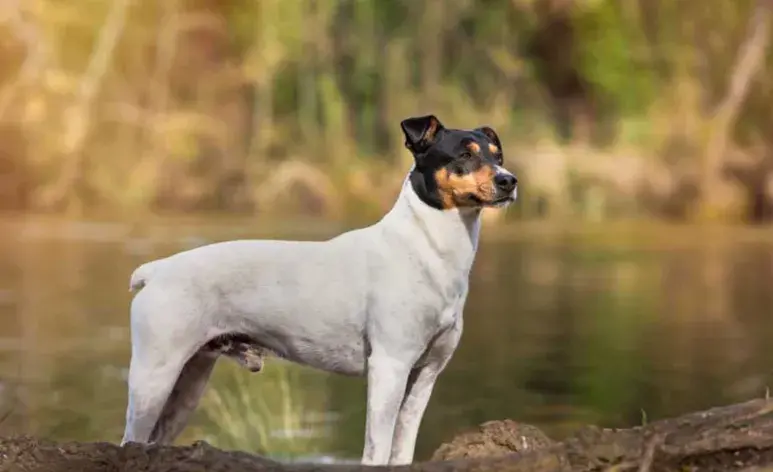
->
[127, 233, 375, 373]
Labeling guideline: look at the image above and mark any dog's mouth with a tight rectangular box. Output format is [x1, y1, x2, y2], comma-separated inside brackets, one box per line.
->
[463, 190, 517, 208]
[486, 194, 516, 208]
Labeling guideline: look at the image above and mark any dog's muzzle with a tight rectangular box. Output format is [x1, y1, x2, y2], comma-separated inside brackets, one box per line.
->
[494, 173, 517, 193]
[491, 169, 518, 206]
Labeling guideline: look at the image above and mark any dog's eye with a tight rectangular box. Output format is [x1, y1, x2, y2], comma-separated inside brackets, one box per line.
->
[449, 161, 467, 175]
[460, 151, 472, 160]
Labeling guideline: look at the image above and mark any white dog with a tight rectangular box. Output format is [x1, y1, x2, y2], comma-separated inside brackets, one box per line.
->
[120, 115, 518, 465]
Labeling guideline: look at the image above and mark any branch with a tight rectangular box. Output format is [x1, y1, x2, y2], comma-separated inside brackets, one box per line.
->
[699, 0, 773, 215]
[0, 0, 49, 120]
[39, 0, 132, 211]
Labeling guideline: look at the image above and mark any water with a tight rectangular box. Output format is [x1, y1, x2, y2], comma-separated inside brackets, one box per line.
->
[1, 215, 773, 462]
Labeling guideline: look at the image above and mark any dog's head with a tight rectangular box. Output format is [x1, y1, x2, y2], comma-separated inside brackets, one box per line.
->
[402, 115, 518, 211]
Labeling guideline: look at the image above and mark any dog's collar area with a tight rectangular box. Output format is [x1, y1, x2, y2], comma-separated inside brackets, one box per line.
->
[392, 174, 482, 267]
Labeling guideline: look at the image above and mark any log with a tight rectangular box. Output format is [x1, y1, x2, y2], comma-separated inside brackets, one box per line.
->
[3, 398, 773, 472]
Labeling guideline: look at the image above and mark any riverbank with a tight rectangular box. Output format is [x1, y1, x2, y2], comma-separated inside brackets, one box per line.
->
[2, 398, 773, 471]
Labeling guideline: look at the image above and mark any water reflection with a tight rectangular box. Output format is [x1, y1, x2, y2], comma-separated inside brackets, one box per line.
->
[1, 216, 773, 461]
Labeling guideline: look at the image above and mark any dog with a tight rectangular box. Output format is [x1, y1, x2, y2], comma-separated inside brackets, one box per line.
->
[119, 114, 518, 465]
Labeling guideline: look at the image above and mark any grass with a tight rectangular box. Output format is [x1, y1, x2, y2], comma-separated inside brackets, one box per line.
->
[187, 358, 334, 459]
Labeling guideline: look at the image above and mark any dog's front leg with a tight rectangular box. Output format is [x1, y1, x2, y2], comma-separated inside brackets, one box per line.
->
[389, 325, 460, 465]
[361, 353, 411, 466]
[388, 361, 447, 465]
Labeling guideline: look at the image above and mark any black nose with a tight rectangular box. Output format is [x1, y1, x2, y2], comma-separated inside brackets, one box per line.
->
[494, 173, 517, 192]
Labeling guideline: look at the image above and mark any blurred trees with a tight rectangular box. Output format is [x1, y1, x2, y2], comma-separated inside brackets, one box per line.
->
[1, 0, 773, 222]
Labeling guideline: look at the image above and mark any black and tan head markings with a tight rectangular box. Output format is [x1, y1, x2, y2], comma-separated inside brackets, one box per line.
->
[401, 115, 512, 210]
[470, 129, 504, 166]
[433, 163, 496, 209]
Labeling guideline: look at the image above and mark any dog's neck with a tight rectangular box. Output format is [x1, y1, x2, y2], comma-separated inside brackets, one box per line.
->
[379, 172, 482, 274]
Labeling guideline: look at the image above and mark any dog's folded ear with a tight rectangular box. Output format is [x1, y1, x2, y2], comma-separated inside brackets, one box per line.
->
[401, 115, 444, 154]
[475, 126, 502, 150]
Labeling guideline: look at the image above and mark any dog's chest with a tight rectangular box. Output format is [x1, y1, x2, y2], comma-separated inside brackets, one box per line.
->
[435, 275, 469, 329]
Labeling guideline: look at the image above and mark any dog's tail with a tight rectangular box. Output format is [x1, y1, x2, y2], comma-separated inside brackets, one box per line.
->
[129, 260, 162, 292]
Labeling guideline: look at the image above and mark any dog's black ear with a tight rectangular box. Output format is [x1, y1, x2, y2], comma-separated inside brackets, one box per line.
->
[475, 126, 502, 150]
[401, 115, 444, 154]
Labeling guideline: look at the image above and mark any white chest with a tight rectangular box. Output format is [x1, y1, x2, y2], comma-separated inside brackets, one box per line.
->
[437, 280, 469, 329]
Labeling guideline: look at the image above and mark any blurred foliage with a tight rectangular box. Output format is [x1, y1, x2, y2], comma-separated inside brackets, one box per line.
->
[1, 0, 773, 222]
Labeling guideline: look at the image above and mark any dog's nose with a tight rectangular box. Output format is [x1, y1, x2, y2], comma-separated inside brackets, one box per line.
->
[494, 173, 517, 192]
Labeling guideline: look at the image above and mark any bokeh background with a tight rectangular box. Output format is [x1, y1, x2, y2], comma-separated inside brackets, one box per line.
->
[2, 0, 773, 464]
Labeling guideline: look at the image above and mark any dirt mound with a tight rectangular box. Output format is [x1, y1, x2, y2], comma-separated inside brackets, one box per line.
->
[431, 419, 555, 461]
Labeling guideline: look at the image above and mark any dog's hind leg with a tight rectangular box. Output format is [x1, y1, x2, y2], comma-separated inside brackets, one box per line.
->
[121, 355, 182, 445]
[121, 350, 192, 445]
[148, 350, 217, 444]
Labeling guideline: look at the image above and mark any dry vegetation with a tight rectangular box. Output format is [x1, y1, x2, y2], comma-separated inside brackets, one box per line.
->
[1, 0, 773, 222]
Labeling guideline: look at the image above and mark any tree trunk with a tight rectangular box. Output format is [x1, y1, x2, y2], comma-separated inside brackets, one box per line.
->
[698, 0, 773, 221]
